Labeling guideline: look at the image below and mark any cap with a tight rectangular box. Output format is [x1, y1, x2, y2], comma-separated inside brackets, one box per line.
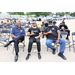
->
[49, 20, 52, 23]
[53, 21, 56, 24]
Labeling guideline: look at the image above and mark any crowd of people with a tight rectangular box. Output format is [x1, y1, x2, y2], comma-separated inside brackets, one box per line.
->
[3, 18, 71, 62]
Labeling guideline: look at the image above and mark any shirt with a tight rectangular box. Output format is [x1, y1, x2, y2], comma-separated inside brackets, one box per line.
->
[59, 24, 68, 31]
[28, 27, 41, 38]
[11, 26, 26, 39]
[44, 26, 59, 40]
[38, 21, 42, 28]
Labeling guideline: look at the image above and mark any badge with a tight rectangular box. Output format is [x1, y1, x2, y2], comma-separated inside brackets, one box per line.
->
[52, 28, 54, 30]
[20, 30, 22, 32]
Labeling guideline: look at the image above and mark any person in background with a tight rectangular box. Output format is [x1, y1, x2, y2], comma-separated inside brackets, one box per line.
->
[41, 23, 48, 38]
[59, 21, 70, 40]
[38, 18, 42, 30]
[6, 20, 10, 24]
[13, 19, 16, 26]
[1, 21, 3, 25]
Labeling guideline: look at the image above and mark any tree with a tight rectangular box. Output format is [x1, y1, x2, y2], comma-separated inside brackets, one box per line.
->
[70, 12, 75, 17]
[7, 12, 25, 15]
[26, 12, 53, 17]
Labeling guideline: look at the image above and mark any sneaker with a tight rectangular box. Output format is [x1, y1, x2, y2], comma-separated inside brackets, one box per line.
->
[38, 53, 41, 59]
[26, 54, 31, 60]
[52, 49, 56, 55]
[14, 55, 18, 62]
[58, 53, 67, 60]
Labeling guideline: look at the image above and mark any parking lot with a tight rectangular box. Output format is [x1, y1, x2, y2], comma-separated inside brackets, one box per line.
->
[0, 19, 75, 62]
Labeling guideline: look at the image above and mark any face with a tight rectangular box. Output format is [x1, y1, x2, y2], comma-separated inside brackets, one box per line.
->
[49, 23, 52, 25]
[32, 21, 37, 27]
[62, 22, 65, 25]
[17, 22, 21, 28]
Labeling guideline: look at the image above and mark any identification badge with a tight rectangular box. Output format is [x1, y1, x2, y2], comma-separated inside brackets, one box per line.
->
[20, 30, 22, 32]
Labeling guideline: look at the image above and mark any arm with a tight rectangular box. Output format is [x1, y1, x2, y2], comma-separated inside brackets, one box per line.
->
[11, 34, 17, 38]
[56, 30, 60, 44]
[27, 32, 34, 36]
[57, 30, 60, 40]
[35, 33, 41, 39]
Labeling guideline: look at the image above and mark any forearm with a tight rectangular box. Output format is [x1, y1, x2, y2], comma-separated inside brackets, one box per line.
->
[43, 32, 49, 36]
[11, 34, 16, 38]
[37, 34, 41, 38]
[57, 32, 60, 39]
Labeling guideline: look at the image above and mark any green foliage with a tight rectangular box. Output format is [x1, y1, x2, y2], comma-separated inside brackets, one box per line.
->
[26, 12, 52, 16]
[8, 12, 25, 15]
[70, 12, 75, 17]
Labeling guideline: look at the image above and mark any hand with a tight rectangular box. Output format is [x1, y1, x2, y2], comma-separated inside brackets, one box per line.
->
[14, 36, 17, 38]
[19, 40, 21, 42]
[48, 30, 52, 34]
[35, 37, 38, 39]
[62, 29, 65, 31]
[56, 40, 59, 44]
[31, 32, 35, 35]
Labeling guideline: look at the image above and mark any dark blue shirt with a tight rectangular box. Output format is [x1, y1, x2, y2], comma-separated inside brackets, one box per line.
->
[44, 26, 59, 40]
[11, 26, 25, 39]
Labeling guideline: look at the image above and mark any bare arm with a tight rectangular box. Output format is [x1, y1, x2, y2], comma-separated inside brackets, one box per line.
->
[11, 34, 17, 38]
[57, 30, 60, 40]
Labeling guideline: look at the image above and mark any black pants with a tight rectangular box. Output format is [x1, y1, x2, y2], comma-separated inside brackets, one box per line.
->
[13, 34, 24, 53]
[28, 38, 41, 52]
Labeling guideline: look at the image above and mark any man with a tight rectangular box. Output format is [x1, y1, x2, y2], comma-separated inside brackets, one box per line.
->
[4, 21, 25, 62]
[26, 21, 41, 60]
[59, 21, 70, 40]
[53, 21, 56, 25]
[43, 21, 67, 60]
[41, 23, 48, 38]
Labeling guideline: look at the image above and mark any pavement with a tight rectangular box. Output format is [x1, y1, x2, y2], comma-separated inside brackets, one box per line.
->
[0, 19, 75, 62]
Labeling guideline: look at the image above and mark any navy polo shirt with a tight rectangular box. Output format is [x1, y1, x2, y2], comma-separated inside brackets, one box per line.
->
[11, 26, 26, 39]
[44, 26, 59, 40]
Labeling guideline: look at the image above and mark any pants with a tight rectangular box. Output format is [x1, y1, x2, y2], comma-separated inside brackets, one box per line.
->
[46, 38, 66, 53]
[13, 34, 24, 53]
[28, 38, 41, 52]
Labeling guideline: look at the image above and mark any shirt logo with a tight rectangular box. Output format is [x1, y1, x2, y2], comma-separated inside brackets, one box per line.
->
[52, 28, 54, 30]
[20, 30, 22, 32]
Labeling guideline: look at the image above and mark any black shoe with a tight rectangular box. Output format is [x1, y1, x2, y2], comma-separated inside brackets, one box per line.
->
[14, 55, 18, 62]
[26, 54, 31, 60]
[58, 53, 67, 60]
[38, 53, 41, 59]
[4, 41, 11, 47]
[52, 49, 56, 55]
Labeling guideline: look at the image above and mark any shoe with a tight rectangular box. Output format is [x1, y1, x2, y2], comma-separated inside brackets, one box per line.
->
[4, 41, 11, 47]
[26, 54, 31, 60]
[38, 53, 41, 59]
[52, 49, 56, 55]
[58, 53, 67, 60]
[14, 55, 18, 62]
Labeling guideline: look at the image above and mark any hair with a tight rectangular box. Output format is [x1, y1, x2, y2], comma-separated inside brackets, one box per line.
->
[39, 18, 41, 21]
[49, 20, 52, 23]
[45, 23, 48, 27]
[1, 21, 3, 23]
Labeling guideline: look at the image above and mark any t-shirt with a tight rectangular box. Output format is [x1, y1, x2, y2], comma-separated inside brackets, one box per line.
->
[11, 26, 26, 39]
[38, 21, 42, 28]
[59, 24, 68, 31]
[28, 27, 41, 38]
[44, 26, 59, 40]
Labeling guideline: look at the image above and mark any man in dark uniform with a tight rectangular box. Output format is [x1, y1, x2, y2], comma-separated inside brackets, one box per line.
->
[26, 21, 41, 60]
[4, 21, 26, 62]
[43, 21, 67, 60]
[59, 21, 70, 40]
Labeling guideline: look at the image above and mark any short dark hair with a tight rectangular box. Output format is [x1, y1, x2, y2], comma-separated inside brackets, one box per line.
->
[39, 18, 41, 21]
[53, 21, 56, 24]
[45, 23, 48, 27]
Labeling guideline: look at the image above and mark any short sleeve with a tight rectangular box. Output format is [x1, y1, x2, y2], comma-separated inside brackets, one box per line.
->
[56, 26, 59, 31]
[11, 27, 15, 34]
[38, 28, 41, 34]
[23, 28, 26, 35]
